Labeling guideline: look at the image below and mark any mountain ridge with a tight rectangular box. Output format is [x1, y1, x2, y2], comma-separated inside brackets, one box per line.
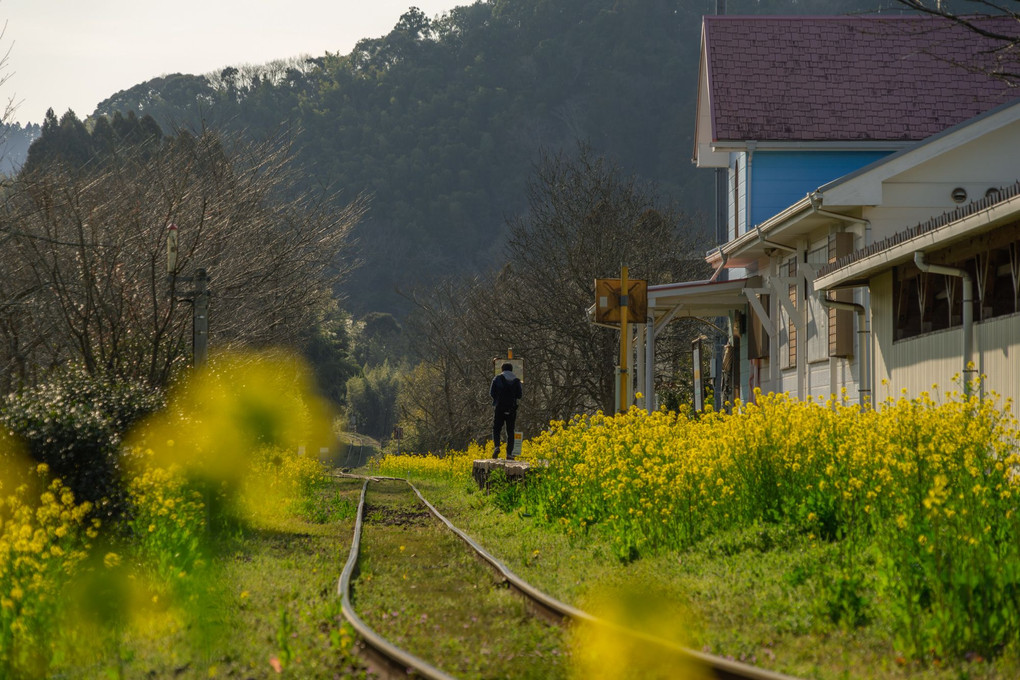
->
[20, 0, 887, 315]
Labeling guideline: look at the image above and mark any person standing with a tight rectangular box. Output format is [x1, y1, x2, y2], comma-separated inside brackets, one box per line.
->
[490, 362, 522, 459]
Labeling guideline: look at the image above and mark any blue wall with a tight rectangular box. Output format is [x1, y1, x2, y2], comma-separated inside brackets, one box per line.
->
[750, 150, 892, 226]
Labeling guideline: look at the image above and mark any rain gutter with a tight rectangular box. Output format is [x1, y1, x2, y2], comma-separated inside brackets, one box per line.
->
[913, 251, 976, 395]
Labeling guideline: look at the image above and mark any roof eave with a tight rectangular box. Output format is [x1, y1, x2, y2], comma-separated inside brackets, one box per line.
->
[648, 275, 763, 319]
[816, 190, 1020, 290]
[719, 196, 815, 262]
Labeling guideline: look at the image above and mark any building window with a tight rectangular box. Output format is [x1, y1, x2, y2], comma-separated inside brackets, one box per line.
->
[894, 223, 1020, 341]
[807, 243, 829, 363]
[827, 232, 855, 357]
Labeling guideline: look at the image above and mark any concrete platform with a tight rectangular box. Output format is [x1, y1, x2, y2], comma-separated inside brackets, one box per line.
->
[471, 458, 531, 490]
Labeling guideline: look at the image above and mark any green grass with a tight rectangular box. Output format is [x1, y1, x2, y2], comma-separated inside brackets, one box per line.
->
[63, 476, 368, 679]
[51, 467, 1018, 679]
[353, 479, 568, 680]
[408, 474, 1020, 680]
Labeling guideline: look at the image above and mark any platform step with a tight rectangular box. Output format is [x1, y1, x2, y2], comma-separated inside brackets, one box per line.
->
[471, 458, 531, 490]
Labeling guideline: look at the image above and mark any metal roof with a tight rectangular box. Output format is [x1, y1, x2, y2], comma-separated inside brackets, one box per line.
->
[702, 15, 1019, 143]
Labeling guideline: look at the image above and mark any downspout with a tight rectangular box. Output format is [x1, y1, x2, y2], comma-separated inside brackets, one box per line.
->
[818, 293, 870, 407]
[709, 248, 728, 282]
[745, 141, 755, 239]
[913, 251, 976, 395]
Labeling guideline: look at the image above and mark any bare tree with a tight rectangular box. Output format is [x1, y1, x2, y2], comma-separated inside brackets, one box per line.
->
[0, 128, 365, 390]
[893, 1, 1020, 81]
[399, 277, 498, 452]
[503, 146, 708, 415]
[0, 20, 17, 128]
[399, 144, 710, 452]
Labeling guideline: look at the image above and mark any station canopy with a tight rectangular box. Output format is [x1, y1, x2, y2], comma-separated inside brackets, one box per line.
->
[647, 276, 761, 326]
[588, 275, 761, 328]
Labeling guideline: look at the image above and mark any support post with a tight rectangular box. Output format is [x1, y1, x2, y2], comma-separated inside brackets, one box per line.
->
[168, 224, 211, 369]
[645, 316, 655, 413]
[693, 336, 704, 412]
[635, 323, 646, 408]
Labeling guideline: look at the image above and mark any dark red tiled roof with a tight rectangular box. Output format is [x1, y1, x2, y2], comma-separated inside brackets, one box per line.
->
[704, 15, 1020, 142]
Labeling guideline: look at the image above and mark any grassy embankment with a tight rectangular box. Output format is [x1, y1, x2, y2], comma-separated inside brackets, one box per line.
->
[374, 385, 1020, 680]
[6, 368, 1020, 679]
[1, 353, 371, 679]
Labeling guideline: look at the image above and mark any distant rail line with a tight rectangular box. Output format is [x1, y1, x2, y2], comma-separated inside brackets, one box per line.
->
[337, 474, 801, 680]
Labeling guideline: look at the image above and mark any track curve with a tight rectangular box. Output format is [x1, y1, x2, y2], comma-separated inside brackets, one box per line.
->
[338, 474, 802, 680]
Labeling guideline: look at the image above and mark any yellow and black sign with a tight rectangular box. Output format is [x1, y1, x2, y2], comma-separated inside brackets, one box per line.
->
[493, 356, 524, 383]
[594, 277, 648, 324]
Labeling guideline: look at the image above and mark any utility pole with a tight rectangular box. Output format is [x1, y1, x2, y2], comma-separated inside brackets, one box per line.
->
[193, 268, 209, 366]
[167, 224, 211, 368]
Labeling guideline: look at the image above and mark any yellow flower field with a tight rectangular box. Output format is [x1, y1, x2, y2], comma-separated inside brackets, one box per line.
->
[0, 452, 93, 676]
[378, 386, 1020, 663]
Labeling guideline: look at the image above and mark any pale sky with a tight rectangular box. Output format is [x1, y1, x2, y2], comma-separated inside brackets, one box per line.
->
[2, 0, 464, 126]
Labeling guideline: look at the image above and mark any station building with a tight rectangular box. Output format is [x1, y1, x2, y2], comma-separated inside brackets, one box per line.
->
[638, 15, 1020, 421]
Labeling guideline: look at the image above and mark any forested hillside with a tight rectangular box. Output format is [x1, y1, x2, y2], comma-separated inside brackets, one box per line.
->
[0, 122, 40, 174]
[39, 0, 882, 315]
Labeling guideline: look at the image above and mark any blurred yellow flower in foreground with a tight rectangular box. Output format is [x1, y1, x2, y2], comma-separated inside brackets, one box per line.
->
[126, 349, 334, 487]
[570, 584, 711, 680]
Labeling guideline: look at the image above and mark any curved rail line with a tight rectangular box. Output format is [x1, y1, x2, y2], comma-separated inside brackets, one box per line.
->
[337, 475, 801, 680]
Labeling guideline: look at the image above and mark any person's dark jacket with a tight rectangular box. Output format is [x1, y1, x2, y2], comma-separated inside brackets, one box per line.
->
[490, 370, 522, 413]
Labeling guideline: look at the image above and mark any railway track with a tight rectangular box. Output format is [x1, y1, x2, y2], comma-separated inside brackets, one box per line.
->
[338, 475, 802, 680]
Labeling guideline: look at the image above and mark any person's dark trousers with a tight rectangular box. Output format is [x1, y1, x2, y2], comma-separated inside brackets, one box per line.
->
[492, 408, 517, 458]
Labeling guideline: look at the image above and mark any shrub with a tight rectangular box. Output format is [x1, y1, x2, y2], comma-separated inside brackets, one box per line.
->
[486, 467, 525, 513]
[0, 366, 164, 517]
[125, 461, 208, 584]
